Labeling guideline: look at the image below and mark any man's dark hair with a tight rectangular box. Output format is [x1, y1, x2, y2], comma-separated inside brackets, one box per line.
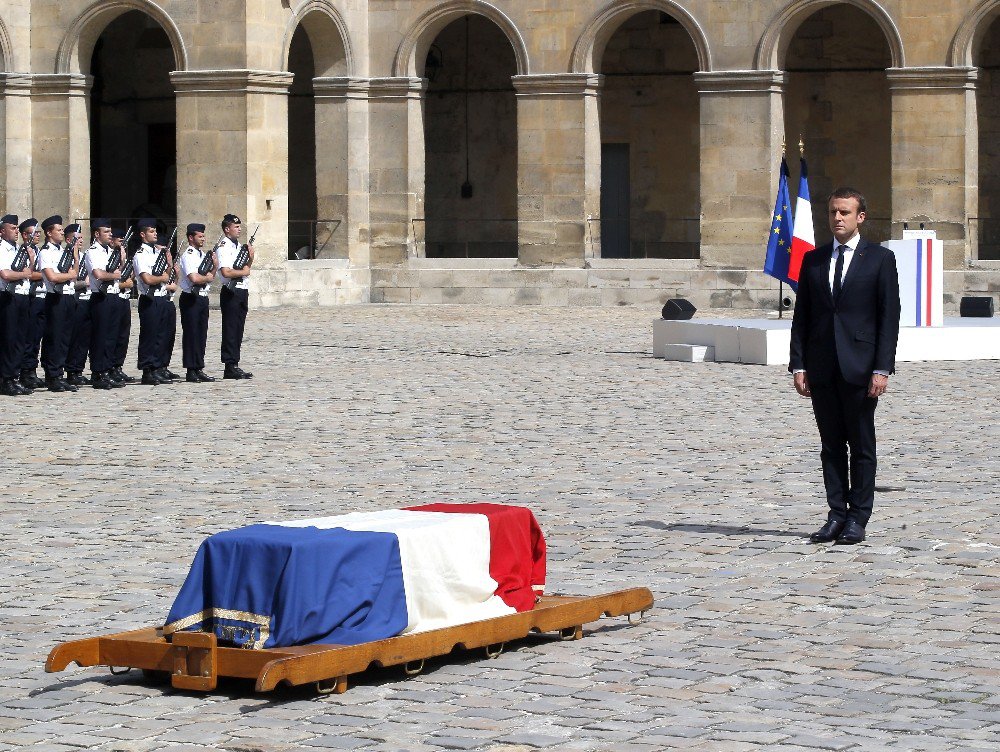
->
[828, 187, 867, 214]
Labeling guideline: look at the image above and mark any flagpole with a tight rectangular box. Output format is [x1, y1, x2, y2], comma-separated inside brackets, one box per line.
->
[778, 139, 786, 320]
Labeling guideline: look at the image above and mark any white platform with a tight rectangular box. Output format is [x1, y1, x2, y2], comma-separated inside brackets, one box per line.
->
[653, 317, 1000, 365]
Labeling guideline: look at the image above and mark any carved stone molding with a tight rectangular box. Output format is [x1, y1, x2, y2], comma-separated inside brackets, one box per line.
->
[170, 70, 295, 95]
[886, 67, 978, 92]
[511, 74, 604, 98]
[694, 70, 785, 95]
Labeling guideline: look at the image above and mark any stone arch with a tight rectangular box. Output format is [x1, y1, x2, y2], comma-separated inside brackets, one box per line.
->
[56, 0, 187, 74]
[392, 0, 529, 78]
[570, 0, 712, 73]
[755, 0, 904, 70]
[0, 14, 13, 72]
[951, 0, 1000, 67]
[281, 0, 354, 77]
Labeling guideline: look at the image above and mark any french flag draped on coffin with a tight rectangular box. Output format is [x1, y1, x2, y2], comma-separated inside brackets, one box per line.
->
[163, 505, 546, 649]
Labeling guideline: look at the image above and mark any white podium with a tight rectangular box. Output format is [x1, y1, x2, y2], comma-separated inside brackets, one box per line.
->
[884, 232, 943, 328]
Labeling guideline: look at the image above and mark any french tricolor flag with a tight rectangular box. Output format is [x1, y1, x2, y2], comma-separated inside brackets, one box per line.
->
[884, 237, 944, 327]
[788, 157, 816, 285]
[163, 505, 546, 649]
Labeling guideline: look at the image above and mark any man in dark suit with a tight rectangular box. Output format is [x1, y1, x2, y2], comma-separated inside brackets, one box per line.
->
[789, 187, 900, 545]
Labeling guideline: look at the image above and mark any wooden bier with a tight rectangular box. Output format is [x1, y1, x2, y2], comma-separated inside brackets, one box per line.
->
[46, 588, 653, 694]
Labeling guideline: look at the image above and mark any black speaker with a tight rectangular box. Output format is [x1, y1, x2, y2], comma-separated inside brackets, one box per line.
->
[960, 296, 995, 318]
[662, 298, 696, 320]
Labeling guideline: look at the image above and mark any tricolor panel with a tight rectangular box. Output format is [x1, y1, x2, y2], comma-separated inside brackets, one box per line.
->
[884, 239, 944, 328]
[163, 505, 546, 649]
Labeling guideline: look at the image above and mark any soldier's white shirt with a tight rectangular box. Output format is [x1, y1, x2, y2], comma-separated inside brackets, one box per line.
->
[11, 243, 31, 296]
[133, 244, 169, 298]
[86, 242, 119, 295]
[216, 236, 248, 290]
[0, 238, 16, 293]
[31, 246, 46, 298]
[179, 246, 211, 296]
[39, 242, 72, 294]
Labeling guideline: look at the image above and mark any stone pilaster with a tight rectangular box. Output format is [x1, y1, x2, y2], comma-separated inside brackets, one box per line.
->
[887, 67, 978, 267]
[512, 74, 602, 266]
[28, 74, 92, 219]
[0, 74, 34, 216]
[364, 77, 425, 265]
[694, 70, 785, 269]
[171, 70, 294, 267]
[312, 77, 371, 266]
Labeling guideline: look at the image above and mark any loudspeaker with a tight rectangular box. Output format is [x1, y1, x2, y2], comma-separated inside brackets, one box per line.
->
[662, 298, 696, 320]
[960, 296, 995, 318]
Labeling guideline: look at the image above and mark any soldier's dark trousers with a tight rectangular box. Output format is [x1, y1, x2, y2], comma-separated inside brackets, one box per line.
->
[89, 292, 118, 374]
[0, 292, 25, 379]
[137, 295, 172, 371]
[220, 286, 248, 366]
[179, 291, 209, 370]
[114, 296, 130, 368]
[21, 295, 45, 371]
[66, 295, 92, 374]
[41, 293, 76, 379]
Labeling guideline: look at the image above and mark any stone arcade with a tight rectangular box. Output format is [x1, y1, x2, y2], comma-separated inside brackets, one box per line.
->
[0, 0, 998, 309]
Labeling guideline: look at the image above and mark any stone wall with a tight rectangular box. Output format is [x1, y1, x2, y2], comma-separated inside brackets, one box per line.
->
[0, 0, 997, 311]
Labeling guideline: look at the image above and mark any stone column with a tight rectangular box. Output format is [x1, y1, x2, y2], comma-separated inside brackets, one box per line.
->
[0, 74, 34, 215]
[170, 70, 294, 267]
[512, 74, 602, 266]
[887, 67, 978, 268]
[312, 77, 371, 265]
[694, 71, 785, 269]
[29, 74, 92, 219]
[365, 77, 425, 265]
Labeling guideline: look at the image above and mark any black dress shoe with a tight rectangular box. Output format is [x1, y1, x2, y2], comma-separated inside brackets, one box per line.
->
[186, 369, 201, 383]
[114, 367, 137, 384]
[835, 520, 866, 545]
[66, 372, 90, 386]
[163, 368, 180, 380]
[141, 369, 164, 385]
[809, 519, 845, 544]
[1, 378, 28, 396]
[92, 372, 115, 390]
[59, 378, 79, 392]
[46, 377, 67, 393]
[22, 371, 45, 389]
[223, 365, 241, 380]
[197, 370, 216, 382]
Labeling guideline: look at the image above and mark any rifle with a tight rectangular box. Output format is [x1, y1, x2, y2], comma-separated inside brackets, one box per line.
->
[233, 225, 259, 270]
[56, 244, 74, 274]
[11, 244, 28, 272]
[75, 238, 89, 282]
[151, 227, 177, 277]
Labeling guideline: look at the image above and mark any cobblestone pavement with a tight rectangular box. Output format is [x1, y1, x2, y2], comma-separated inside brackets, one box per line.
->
[2, 305, 998, 752]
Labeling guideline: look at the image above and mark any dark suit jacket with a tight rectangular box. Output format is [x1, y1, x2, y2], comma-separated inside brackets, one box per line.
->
[789, 238, 901, 387]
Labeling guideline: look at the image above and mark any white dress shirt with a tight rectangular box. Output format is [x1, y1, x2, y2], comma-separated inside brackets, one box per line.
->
[216, 236, 248, 290]
[0, 239, 16, 293]
[179, 246, 211, 296]
[86, 242, 119, 294]
[133, 244, 169, 298]
[829, 232, 861, 294]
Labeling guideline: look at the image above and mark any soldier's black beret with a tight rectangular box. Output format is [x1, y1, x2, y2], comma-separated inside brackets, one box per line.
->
[65, 223, 81, 234]
[19, 218, 37, 232]
[137, 218, 157, 231]
[1, 214, 18, 225]
[41, 215, 63, 231]
[91, 218, 111, 230]
[112, 228, 126, 239]
[222, 214, 241, 227]
[187, 223, 206, 235]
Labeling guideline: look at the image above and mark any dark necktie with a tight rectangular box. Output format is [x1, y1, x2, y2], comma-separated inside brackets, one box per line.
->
[833, 245, 846, 300]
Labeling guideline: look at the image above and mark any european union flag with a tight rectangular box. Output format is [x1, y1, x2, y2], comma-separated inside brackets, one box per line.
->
[763, 157, 796, 290]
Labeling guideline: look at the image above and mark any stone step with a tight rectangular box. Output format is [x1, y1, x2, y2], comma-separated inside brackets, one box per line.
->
[661, 343, 715, 362]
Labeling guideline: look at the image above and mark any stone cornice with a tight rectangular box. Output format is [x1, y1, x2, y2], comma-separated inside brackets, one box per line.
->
[694, 70, 784, 95]
[312, 77, 371, 99]
[886, 67, 978, 91]
[366, 77, 426, 100]
[170, 70, 295, 95]
[511, 74, 603, 98]
[0, 72, 93, 96]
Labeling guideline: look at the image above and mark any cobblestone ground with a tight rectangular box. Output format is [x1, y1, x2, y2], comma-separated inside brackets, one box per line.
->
[2, 305, 998, 752]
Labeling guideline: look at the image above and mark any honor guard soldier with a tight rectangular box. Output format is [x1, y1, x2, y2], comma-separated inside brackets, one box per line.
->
[216, 214, 253, 379]
[38, 215, 80, 392]
[178, 223, 216, 382]
[19, 218, 46, 390]
[0, 214, 34, 396]
[133, 219, 173, 385]
[84, 219, 125, 390]
[64, 224, 91, 386]
[112, 228, 136, 383]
